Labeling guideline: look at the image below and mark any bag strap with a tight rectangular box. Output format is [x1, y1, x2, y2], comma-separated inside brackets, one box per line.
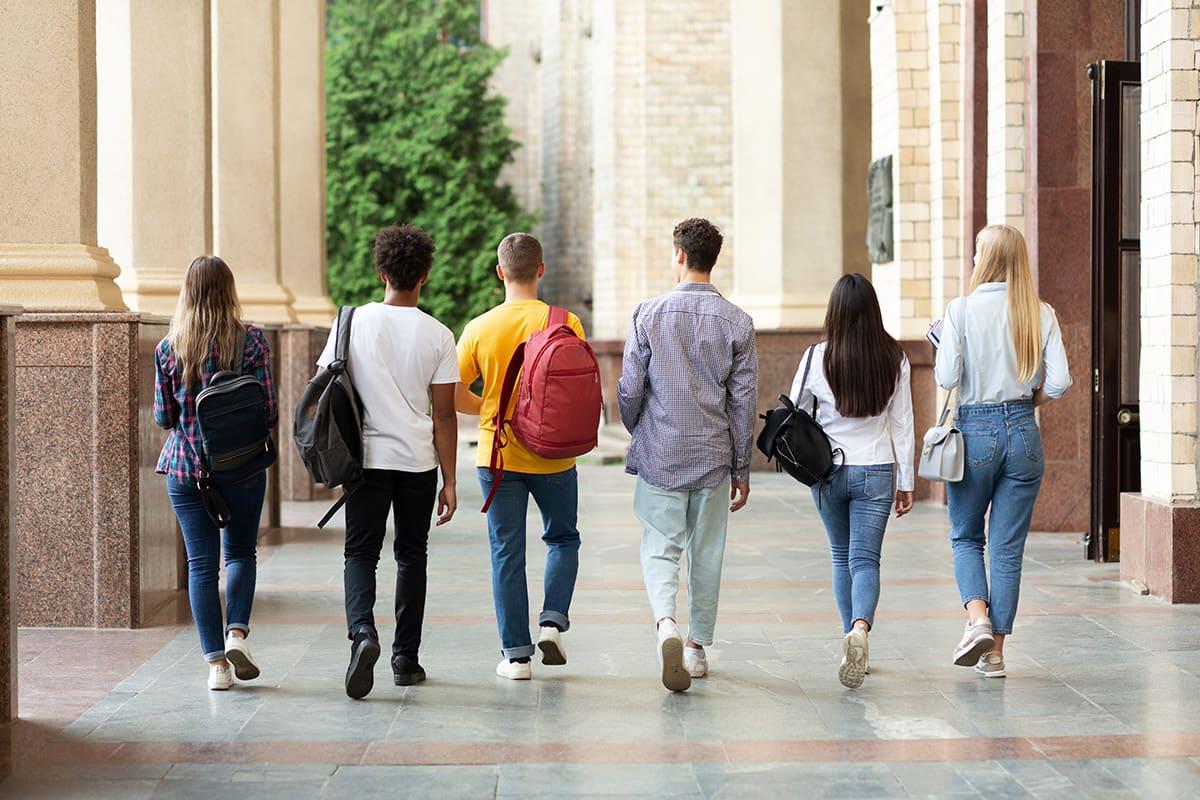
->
[334, 306, 355, 366]
[481, 341, 528, 513]
[799, 345, 819, 417]
[231, 327, 247, 376]
[546, 306, 568, 330]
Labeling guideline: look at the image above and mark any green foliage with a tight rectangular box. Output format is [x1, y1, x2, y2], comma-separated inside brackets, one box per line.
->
[325, 0, 534, 333]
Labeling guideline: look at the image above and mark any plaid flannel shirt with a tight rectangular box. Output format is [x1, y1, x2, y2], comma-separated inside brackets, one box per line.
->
[153, 324, 278, 485]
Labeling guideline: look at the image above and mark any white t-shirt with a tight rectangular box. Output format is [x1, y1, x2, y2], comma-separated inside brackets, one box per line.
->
[317, 303, 459, 472]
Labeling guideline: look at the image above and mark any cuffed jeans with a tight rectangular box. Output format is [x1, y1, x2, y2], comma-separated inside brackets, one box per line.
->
[477, 467, 581, 659]
[344, 468, 438, 660]
[811, 464, 894, 633]
[167, 473, 266, 662]
[635, 476, 730, 647]
[947, 401, 1044, 635]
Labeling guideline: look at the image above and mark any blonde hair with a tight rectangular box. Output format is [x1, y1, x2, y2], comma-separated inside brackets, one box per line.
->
[969, 225, 1041, 382]
[497, 232, 543, 283]
[167, 256, 244, 386]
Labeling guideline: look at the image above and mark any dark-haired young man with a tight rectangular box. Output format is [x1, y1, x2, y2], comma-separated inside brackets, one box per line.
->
[456, 232, 585, 681]
[318, 224, 460, 699]
[618, 217, 758, 692]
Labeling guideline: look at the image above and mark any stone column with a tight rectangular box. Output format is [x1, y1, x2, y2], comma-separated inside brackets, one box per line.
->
[211, 0, 295, 324]
[732, 0, 860, 331]
[0, 0, 126, 311]
[278, 0, 335, 326]
[97, 0, 211, 316]
[868, 0, 933, 339]
[1120, 0, 1200, 601]
[985, 0, 1028, 231]
[0, 307, 17, 722]
[926, 0, 964, 315]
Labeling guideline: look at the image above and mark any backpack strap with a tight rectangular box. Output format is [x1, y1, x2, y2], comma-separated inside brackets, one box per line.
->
[546, 306, 568, 330]
[799, 345, 819, 417]
[334, 306, 355, 367]
[481, 341, 527, 513]
[231, 327, 248, 376]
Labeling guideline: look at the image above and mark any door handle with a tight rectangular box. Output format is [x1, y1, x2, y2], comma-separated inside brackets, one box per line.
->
[1117, 408, 1139, 426]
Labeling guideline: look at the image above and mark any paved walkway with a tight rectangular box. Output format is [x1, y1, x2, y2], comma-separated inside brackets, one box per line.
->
[6, 458, 1200, 798]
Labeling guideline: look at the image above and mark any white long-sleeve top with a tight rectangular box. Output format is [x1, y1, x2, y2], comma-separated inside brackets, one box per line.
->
[790, 342, 916, 491]
[934, 282, 1072, 404]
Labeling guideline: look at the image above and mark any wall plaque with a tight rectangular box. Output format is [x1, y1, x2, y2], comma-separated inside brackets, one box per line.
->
[867, 155, 894, 264]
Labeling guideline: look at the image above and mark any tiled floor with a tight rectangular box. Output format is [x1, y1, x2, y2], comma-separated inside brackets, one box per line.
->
[5, 458, 1200, 797]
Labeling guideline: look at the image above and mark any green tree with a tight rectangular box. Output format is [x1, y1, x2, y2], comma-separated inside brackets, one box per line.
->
[325, 0, 534, 333]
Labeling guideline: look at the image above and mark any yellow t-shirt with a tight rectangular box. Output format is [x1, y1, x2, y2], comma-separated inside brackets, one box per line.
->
[458, 299, 586, 474]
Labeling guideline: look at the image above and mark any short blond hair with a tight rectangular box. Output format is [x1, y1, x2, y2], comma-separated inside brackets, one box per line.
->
[497, 232, 543, 283]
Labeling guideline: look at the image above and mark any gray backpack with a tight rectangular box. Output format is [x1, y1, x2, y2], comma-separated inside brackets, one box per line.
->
[293, 307, 364, 527]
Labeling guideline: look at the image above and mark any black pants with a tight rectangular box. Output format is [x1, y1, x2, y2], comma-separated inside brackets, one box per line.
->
[344, 468, 438, 660]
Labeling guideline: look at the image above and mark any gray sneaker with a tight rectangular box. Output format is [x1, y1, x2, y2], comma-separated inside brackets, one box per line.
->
[952, 620, 995, 667]
[975, 652, 1006, 678]
[838, 628, 868, 689]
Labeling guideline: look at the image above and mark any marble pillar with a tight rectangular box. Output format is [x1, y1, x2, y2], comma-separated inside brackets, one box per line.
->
[278, 0, 335, 326]
[97, 0, 211, 315]
[0, 0, 126, 311]
[0, 307, 17, 722]
[277, 326, 335, 502]
[211, 0, 295, 324]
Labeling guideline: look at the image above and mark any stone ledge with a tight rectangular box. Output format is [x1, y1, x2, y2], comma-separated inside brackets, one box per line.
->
[1120, 492, 1200, 603]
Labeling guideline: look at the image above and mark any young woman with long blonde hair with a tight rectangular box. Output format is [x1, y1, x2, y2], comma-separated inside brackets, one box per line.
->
[153, 256, 277, 690]
[935, 225, 1071, 678]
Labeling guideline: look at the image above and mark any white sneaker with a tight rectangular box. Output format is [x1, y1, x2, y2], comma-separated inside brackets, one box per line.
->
[684, 645, 708, 678]
[975, 652, 1006, 678]
[657, 621, 691, 693]
[224, 634, 260, 681]
[537, 626, 567, 666]
[496, 658, 532, 680]
[953, 619, 996, 667]
[838, 628, 868, 689]
[208, 662, 233, 691]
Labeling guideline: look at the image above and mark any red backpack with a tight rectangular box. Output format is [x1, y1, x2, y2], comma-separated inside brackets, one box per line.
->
[481, 306, 602, 512]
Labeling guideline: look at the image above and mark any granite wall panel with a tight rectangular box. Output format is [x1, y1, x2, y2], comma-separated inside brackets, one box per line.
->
[1120, 493, 1200, 603]
[0, 309, 18, 722]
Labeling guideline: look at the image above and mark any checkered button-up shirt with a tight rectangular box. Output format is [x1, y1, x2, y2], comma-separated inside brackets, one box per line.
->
[618, 283, 759, 492]
[153, 325, 278, 485]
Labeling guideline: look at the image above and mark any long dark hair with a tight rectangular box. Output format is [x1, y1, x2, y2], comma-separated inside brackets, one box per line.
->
[822, 273, 904, 418]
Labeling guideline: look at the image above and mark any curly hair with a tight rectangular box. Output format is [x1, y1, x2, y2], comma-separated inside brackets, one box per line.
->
[672, 217, 723, 272]
[374, 224, 436, 291]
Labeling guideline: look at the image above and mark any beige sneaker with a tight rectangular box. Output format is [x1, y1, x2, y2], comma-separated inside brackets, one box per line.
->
[975, 652, 1006, 678]
[684, 645, 708, 678]
[953, 620, 996, 667]
[838, 629, 867, 689]
[657, 620, 691, 692]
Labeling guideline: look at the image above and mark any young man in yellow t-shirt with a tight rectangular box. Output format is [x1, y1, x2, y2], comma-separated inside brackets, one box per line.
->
[456, 232, 585, 681]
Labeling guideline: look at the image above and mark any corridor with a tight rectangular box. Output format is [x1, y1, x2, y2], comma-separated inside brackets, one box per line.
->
[5, 460, 1200, 798]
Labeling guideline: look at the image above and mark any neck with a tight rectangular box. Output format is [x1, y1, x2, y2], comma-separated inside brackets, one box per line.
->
[382, 284, 421, 307]
[680, 269, 712, 285]
[504, 281, 539, 302]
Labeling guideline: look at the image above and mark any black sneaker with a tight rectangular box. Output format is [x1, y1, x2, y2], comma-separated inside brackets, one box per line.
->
[392, 654, 427, 686]
[345, 632, 381, 700]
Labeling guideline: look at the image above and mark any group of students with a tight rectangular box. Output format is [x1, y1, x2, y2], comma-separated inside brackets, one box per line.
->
[153, 217, 1070, 696]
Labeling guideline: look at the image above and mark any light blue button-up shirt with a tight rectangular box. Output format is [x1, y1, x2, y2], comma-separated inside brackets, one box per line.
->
[618, 283, 759, 492]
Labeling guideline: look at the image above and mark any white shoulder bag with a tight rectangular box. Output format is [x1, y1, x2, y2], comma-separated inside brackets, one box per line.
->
[918, 302, 966, 483]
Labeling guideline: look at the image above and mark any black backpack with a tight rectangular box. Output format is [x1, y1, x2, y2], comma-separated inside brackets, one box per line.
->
[756, 345, 841, 487]
[293, 306, 364, 527]
[193, 327, 278, 527]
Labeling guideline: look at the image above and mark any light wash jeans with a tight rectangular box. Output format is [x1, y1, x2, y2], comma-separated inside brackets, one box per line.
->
[635, 476, 730, 647]
[810, 464, 894, 633]
[477, 467, 581, 659]
[946, 401, 1044, 635]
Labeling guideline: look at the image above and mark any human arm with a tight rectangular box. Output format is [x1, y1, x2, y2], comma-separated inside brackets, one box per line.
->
[454, 325, 483, 416]
[933, 300, 963, 391]
[246, 327, 278, 427]
[152, 346, 179, 429]
[789, 346, 817, 409]
[617, 307, 649, 434]
[1039, 306, 1073, 400]
[889, 356, 916, 494]
[431, 382, 458, 526]
[727, 325, 759, 511]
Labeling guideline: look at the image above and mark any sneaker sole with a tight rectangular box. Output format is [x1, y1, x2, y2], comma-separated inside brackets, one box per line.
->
[975, 666, 1007, 678]
[953, 633, 996, 667]
[839, 637, 866, 689]
[393, 671, 427, 687]
[345, 639, 380, 700]
[660, 637, 691, 693]
[226, 649, 260, 681]
[538, 638, 567, 666]
[208, 682, 232, 691]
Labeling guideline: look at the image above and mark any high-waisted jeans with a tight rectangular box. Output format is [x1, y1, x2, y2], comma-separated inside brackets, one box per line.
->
[811, 464, 894, 633]
[946, 401, 1044, 635]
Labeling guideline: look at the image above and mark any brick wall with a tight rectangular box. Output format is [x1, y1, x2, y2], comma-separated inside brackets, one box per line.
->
[986, 0, 1027, 230]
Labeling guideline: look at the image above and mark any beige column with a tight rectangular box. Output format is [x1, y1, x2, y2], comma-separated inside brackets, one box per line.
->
[868, 0, 933, 339]
[278, 0, 334, 326]
[731, 0, 852, 330]
[986, 0, 1027, 231]
[926, 0, 964, 314]
[0, 0, 126, 310]
[97, 0, 211, 316]
[211, 0, 295, 324]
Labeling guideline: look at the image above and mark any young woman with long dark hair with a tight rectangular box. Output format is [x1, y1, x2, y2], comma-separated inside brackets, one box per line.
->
[791, 273, 914, 689]
[153, 256, 277, 690]
[936, 225, 1071, 678]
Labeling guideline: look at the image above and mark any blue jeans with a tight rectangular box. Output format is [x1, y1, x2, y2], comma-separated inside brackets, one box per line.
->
[811, 464, 894, 633]
[167, 473, 266, 662]
[947, 401, 1044, 635]
[477, 467, 581, 659]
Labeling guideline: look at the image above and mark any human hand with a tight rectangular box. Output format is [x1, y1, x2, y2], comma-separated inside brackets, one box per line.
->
[436, 483, 457, 526]
[894, 490, 913, 517]
[730, 481, 750, 513]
